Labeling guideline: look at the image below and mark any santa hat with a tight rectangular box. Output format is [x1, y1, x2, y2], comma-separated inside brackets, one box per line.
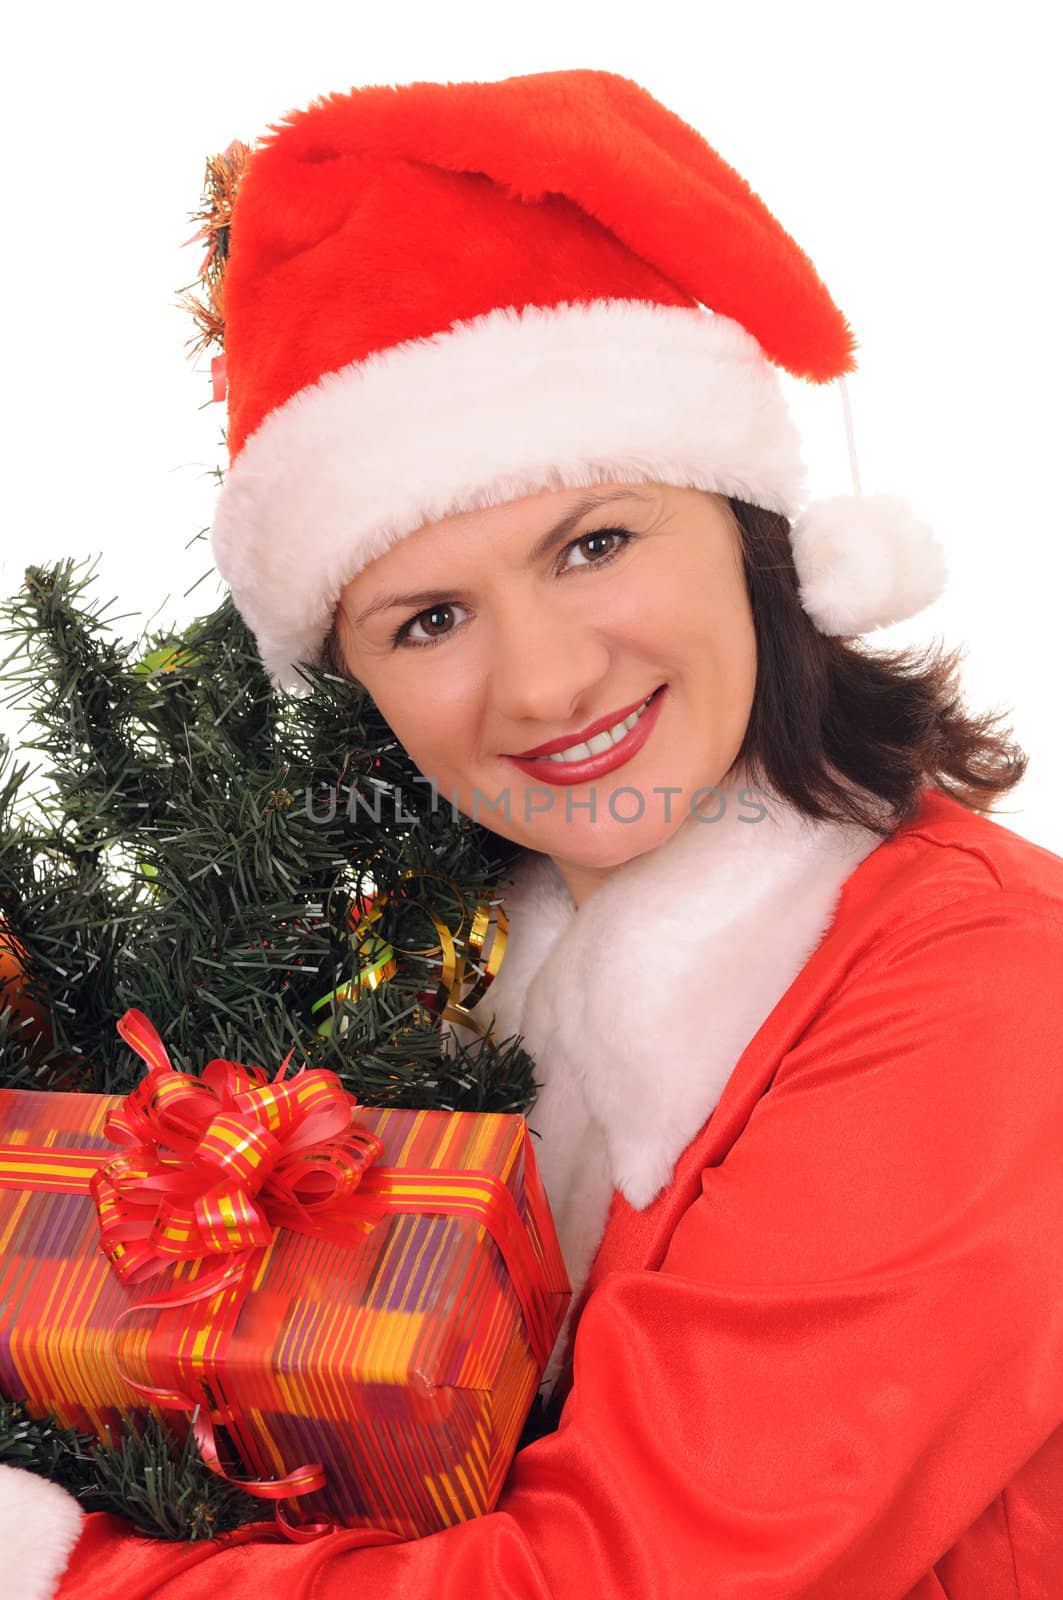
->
[207, 68, 948, 695]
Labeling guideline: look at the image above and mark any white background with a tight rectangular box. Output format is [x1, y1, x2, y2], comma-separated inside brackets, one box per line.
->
[2, 2, 1060, 847]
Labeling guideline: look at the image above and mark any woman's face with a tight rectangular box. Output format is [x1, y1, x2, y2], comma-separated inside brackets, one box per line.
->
[334, 481, 757, 904]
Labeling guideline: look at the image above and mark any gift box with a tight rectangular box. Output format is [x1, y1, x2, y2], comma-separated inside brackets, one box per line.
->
[0, 1014, 570, 1539]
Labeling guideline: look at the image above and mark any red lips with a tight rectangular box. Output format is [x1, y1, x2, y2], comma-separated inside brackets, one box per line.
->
[511, 689, 659, 759]
[504, 685, 667, 787]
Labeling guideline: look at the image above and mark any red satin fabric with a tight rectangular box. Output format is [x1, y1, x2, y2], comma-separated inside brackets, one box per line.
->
[54, 793, 1063, 1597]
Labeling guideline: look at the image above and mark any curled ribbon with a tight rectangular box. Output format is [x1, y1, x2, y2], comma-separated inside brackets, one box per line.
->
[311, 862, 508, 1039]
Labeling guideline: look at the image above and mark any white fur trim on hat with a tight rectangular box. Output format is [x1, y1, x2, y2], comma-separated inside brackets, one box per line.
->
[0, 1463, 84, 1600]
[211, 299, 807, 694]
[791, 492, 950, 635]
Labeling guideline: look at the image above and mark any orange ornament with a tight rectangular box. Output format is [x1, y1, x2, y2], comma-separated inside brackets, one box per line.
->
[0, 917, 52, 1063]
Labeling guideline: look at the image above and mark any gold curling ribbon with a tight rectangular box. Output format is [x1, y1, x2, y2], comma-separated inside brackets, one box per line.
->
[314, 861, 507, 1038]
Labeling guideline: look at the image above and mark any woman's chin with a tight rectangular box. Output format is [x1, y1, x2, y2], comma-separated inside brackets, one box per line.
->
[532, 818, 682, 873]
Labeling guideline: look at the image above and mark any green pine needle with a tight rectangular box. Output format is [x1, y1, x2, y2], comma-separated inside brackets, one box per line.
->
[86, 1414, 264, 1542]
[0, 1400, 262, 1541]
[0, 556, 530, 1104]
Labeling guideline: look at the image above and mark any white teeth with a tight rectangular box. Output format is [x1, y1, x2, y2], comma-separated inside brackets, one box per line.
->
[543, 692, 655, 763]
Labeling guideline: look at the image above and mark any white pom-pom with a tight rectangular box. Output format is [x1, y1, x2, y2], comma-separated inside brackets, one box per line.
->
[789, 493, 949, 636]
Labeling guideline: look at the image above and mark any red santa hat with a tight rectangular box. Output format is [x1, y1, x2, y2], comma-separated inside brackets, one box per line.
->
[208, 67, 948, 694]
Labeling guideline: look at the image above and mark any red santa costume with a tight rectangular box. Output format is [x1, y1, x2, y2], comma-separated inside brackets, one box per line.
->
[4, 67, 1061, 1600]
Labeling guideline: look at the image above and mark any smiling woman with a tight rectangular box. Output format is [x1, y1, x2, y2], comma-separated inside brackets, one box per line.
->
[323, 482, 758, 904]
[17, 64, 1063, 1600]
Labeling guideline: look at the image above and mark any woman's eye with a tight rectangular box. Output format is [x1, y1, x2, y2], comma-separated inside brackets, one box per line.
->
[391, 602, 468, 649]
[558, 527, 631, 573]
[389, 526, 632, 649]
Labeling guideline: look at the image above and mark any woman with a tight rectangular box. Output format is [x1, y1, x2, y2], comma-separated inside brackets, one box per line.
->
[5, 66, 1063, 1599]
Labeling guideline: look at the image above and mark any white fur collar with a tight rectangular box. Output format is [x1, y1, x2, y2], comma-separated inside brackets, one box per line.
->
[445, 765, 887, 1380]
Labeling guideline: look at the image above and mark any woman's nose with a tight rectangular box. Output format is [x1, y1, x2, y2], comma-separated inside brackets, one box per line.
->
[485, 592, 611, 730]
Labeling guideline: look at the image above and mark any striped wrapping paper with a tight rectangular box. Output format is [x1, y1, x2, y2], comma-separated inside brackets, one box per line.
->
[0, 1087, 570, 1538]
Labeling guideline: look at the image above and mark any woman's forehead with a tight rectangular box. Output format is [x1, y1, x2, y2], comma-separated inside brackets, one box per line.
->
[414, 480, 664, 546]
[344, 481, 671, 596]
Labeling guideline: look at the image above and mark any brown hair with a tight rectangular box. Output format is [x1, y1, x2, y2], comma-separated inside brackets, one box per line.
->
[321, 493, 1028, 848]
[722, 496, 1028, 839]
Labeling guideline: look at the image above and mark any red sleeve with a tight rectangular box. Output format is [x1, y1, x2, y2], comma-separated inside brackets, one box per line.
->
[56, 892, 1063, 1600]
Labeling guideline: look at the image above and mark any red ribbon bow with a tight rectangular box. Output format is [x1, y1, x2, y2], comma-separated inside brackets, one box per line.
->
[92, 1009, 385, 1296]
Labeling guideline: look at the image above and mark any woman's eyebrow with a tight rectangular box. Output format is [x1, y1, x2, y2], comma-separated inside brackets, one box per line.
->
[350, 489, 654, 629]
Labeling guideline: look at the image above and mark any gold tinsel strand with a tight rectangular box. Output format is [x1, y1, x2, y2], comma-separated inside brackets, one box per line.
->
[176, 141, 256, 358]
